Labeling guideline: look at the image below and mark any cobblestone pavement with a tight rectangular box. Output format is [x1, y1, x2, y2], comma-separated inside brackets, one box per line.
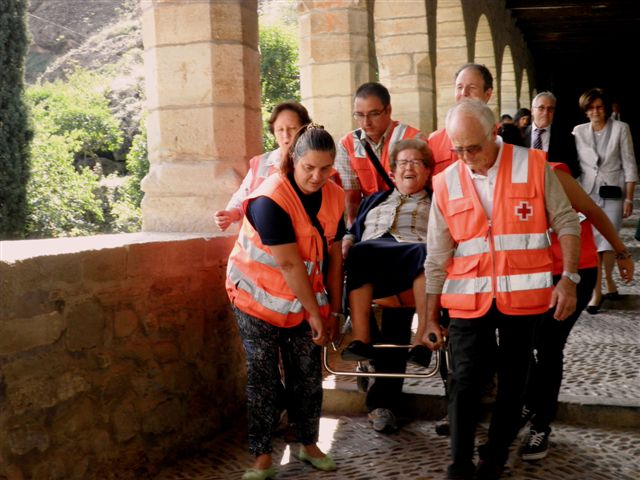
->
[154, 197, 640, 479]
[154, 416, 640, 480]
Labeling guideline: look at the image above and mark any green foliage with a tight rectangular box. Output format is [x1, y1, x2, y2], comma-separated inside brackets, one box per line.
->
[109, 120, 148, 232]
[25, 133, 104, 237]
[0, 0, 33, 239]
[24, 68, 131, 237]
[28, 70, 123, 161]
[259, 22, 300, 150]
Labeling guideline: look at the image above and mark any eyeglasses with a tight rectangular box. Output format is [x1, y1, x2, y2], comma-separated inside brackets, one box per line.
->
[534, 105, 555, 112]
[353, 108, 386, 121]
[449, 145, 483, 156]
[396, 159, 425, 168]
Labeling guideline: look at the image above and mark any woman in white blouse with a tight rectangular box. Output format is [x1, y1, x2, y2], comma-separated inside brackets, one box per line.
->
[573, 88, 638, 313]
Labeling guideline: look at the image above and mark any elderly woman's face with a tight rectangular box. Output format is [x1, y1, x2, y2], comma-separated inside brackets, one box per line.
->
[273, 109, 303, 151]
[293, 149, 335, 195]
[391, 148, 431, 195]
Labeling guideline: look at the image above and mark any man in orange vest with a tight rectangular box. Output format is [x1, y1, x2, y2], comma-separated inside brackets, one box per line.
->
[335, 82, 426, 433]
[422, 99, 580, 480]
[429, 63, 494, 176]
[335, 82, 426, 225]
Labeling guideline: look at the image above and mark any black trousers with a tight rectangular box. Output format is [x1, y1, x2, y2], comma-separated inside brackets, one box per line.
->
[365, 307, 413, 413]
[448, 303, 539, 473]
[526, 267, 597, 431]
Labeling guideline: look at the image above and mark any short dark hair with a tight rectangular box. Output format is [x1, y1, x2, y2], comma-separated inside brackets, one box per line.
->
[389, 139, 434, 172]
[579, 88, 611, 117]
[268, 101, 312, 135]
[354, 82, 391, 108]
[455, 63, 494, 91]
[281, 124, 336, 175]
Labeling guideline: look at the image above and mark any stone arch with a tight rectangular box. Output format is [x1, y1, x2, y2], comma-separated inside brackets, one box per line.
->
[500, 45, 517, 116]
[373, 0, 433, 132]
[474, 13, 498, 118]
[519, 68, 531, 108]
[434, 1, 467, 128]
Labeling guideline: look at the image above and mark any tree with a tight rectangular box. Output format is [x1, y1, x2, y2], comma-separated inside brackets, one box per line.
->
[259, 22, 300, 150]
[0, 0, 33, 239]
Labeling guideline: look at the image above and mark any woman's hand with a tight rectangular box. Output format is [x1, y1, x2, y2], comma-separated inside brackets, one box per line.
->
[307, 312, 326, 345]
[341, 237, 354, 260]
[214, 208, 242, 231]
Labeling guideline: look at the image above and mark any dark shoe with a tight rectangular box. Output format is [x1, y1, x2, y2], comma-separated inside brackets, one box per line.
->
[586, 298, 604, 315]
[604, 290, 621, 301]
[341, 340, 375, 361]
[368, 408, 397, 433]
[474, 459, 504, 479]
[435, 414, 450, 436]
[446, 462, 474, 480]
[521, 428, 550, 461]
[407, 344, 432, 368]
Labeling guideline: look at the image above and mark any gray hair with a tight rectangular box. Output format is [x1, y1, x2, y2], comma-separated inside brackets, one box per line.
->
[445, 98, 495, 139]
[532, 91, 557, 108]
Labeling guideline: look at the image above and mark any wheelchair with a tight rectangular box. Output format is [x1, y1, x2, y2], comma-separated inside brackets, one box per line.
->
[322, 288, 449, 392]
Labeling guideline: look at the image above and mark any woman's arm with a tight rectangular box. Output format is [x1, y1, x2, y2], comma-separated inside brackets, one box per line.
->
[555, 169, 634, 282]
[325, 241, 344, 341]
[270, 243, 326, 344]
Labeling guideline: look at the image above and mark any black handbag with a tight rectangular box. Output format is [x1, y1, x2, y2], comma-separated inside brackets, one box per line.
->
[598, 185, 623, 199]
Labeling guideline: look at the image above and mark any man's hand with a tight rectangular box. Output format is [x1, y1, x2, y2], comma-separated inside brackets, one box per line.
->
[549, 277, 577, 320]
[341, 238, 354, 260]
[307, 312, 326, 346]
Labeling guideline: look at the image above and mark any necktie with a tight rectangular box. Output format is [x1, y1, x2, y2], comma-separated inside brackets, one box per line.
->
[533, 128, 545, 150]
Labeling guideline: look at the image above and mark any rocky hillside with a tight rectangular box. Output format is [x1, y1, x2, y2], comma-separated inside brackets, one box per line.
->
[27, 0, 144, 160]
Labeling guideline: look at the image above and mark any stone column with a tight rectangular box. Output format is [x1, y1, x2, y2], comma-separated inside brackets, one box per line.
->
[374, 0, 434, 133]
[140, 0, 262, 232]
[298, 0, 372, 140]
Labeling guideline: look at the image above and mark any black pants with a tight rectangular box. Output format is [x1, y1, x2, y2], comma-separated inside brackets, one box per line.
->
[525, 267, 597, 432]
[448, 304, 539, 473]
[233, 305, 322, 456]
[365, 307, 413, 413]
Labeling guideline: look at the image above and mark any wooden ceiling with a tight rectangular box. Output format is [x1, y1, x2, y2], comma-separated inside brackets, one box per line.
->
[505, 0, 640, 61]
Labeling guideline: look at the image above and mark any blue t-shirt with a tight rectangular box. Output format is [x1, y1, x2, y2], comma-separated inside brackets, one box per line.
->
[246, 175, 345, 246]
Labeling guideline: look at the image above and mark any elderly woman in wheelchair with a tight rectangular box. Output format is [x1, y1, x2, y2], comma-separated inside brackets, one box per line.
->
[340, 138, 433, 364]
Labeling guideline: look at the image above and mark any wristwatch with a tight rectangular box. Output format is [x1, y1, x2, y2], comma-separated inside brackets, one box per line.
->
[562, 270, 581, 284]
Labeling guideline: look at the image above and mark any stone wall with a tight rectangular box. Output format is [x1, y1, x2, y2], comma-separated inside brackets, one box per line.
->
[0, 233, 243, 479]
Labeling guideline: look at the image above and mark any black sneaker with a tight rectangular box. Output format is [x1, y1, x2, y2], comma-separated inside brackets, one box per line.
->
[341, 340, 375, 361]
[521, 428, 550, 461]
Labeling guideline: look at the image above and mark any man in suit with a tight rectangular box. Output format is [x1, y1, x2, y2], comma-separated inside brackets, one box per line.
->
[524, 91, 580, 177]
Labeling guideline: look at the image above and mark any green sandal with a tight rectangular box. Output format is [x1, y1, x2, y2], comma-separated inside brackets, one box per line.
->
[296, 447, 337, 471]
[241, 467, 276, 480]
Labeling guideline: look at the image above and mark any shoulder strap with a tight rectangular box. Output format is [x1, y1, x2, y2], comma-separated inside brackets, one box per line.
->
[355, 130, 395, 190]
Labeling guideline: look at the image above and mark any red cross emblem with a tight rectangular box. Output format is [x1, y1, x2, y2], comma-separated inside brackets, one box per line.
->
[515, 201, 533, 221]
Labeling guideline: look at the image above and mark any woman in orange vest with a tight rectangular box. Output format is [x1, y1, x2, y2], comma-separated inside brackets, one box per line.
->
[214, 101, 311, 231]
[226, 125, 345, 480]
[520, 162, 634, 461]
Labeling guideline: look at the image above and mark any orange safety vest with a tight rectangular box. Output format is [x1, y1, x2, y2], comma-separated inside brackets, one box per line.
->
[340, 121, 422, 196]
[429, 127, 458, 176]
[549, 162, 598, 274]
[247, 149, 281, 192]
[226, 174, 345, 328]
[433, 144, 554, 319]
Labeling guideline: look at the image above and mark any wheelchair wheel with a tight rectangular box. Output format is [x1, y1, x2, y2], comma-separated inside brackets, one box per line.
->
[356, 363, 371, 392]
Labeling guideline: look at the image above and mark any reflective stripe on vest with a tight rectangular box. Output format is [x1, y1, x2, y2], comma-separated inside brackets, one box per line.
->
[227, 265, 328, 315]
[443, 271, 552, 296]
[237, 233, 320, 275]
[511, 146, 529, 183]
[454, 233, 551, 257]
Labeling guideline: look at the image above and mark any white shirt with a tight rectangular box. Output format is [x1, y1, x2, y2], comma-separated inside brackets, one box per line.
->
[531, 123, 550, 152]
[464, 138, 505, 219]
